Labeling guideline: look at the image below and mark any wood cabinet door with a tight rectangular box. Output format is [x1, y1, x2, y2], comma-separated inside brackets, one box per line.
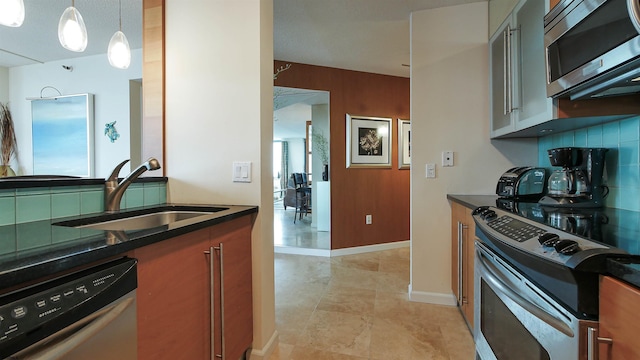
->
[134, 228, 212, 360]
[210, 216, 254, 360]
[599, 276, 640, 360]
[549, 0, 561, 11]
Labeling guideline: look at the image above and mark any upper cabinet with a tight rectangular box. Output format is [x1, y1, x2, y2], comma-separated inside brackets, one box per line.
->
[489, 0, 552, 138]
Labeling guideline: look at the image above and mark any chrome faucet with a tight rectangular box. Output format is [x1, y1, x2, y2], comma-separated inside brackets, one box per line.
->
[105, 158, 161, 212]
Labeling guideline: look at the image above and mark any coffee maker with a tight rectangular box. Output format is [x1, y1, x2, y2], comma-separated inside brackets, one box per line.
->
[538, 147, 609, 208]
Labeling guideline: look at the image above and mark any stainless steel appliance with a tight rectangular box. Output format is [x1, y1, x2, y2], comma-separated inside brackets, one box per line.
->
[545, 0, 640, 99]
[1, 258, 137, 359]
[538, 147, 609, 208]
[496, 167, 546, 199]
[472, 206, 627, 360]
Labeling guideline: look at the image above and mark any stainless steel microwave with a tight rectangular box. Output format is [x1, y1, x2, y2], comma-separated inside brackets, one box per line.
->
[545, 0, 640, 99]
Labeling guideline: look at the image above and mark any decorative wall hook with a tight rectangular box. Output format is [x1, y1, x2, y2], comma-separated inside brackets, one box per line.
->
[273, 63, 291, 80]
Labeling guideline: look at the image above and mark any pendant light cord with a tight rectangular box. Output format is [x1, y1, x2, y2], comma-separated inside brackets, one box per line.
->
[119, 0, 122, 31]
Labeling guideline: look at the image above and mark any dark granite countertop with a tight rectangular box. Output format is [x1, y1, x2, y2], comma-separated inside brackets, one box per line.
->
[448, 194, 640, 289]
[0, 203, 258, 290]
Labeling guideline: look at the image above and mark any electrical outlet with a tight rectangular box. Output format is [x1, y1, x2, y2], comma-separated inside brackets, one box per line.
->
[366, 214, 372, 224]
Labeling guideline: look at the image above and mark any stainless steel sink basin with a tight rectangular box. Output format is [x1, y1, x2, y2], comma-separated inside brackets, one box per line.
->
[53, 206, 229, 231]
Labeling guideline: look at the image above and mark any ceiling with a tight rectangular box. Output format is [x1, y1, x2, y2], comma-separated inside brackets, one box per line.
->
[274, 0, 486, 78]
[0, 0, 142, 67]
[273, 0, 486, 140]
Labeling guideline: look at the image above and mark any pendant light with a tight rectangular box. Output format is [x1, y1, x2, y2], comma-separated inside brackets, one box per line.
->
[108, 0, 131, 69]
[0, 0, 25, 27]
[58, 0, 88, 52]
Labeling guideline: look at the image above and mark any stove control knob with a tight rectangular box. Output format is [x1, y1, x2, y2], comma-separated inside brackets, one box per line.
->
[472, 206, 489, 216]
[538, 232, 560, 247]
[483, 211, 497, 221]
[554, 239, 580, 255]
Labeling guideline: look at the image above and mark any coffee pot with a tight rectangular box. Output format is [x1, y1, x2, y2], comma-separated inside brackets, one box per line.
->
[538, 147, 609, 208]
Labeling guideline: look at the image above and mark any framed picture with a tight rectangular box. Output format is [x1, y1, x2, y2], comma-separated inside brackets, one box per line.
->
[398, 119, 410, 169]
[346, 114, 392, 168]
[31, 94, 95, 177]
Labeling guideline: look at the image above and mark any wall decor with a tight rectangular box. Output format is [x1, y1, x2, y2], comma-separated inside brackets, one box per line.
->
[104, 121, 120, 143]
[398, 119, 410, 169]
[31, 93, 94, 177]
[346, 114, 392, 168]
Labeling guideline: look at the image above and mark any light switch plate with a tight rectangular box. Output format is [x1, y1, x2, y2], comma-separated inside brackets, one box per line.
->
[232, 161, 252, 183]
[426, 163, 436, 178]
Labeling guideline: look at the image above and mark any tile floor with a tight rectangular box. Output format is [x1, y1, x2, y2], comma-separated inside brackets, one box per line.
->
[274, 201, 330, 250]
[268, 248, 476, 360]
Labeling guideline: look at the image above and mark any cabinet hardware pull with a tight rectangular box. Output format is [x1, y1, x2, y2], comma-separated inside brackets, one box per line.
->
[598, 337, 613, 344]
[506, 25, 513, 114]
[205, 247, 216, 359]
[457, 222, 463, 305]
[503, 28, 508, 115]
[588, 327, 598, 360]
[215, 245, 224, 359]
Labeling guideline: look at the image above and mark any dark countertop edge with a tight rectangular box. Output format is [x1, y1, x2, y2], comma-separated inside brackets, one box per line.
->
[606, 257, 640, 289]
[0, 204, 258, 290]
[447, 194, 498, 209]
[0, 176, 168, 190]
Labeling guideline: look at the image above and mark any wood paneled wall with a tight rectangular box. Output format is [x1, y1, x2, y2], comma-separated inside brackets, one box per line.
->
[274, 61, 410, 249]
[142, 0, 164, 173]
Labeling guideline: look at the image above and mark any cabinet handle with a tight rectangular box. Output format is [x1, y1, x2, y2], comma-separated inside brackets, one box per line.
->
[218, 243, 225, 359]
[205, 246, 223, 359]
[506, 25, 513, 114]
[457, 221, 463, 305]
[503, 28, 508, 115]
[588, 327, 598, 360]
[509, 26, 520, 112]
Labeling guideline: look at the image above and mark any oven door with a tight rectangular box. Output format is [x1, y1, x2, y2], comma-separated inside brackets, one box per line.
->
[474, 241, 587, 360]
[545, 0, 640, 99]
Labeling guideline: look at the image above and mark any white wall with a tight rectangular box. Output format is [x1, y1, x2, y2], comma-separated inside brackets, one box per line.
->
[409, 3, 537, 304]
[8, 49, 142, 177]
[164, 1, 275, 358]
[311, 103, 329, 225]
[285, 138, 305, 174]
[0, 67, 8, 103]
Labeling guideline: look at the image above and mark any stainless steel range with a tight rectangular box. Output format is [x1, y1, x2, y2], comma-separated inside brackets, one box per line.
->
[472, 206, 628, 360]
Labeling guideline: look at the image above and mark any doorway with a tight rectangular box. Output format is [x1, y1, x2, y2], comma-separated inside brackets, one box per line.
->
[273, 86, 330, 254]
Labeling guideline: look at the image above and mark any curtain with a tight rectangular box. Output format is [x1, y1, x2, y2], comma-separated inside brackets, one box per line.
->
[281, 141, 289, 190]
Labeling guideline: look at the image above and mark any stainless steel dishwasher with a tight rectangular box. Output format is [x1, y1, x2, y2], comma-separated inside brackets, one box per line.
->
[0, 257, 137, 359]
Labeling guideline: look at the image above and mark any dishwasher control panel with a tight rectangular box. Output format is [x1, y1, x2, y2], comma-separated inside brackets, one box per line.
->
[0, 258, 137, 357]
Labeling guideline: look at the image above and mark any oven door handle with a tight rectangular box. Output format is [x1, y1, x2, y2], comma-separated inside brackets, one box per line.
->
[476, 247, 574, 337]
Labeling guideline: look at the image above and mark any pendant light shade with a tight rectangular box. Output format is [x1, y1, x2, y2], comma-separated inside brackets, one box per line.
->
[108, 0, 131, 69]
[58, 4, 88, 52]
[108, 31, 131, 69]
[0, 0, 25, 27]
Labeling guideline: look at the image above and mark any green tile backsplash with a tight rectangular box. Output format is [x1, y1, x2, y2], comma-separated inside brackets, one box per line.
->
[1, 181, 167, 226]
[538, 117, 640, 211]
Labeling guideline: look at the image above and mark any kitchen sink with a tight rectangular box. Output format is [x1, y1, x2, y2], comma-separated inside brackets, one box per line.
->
[53, 206, 229, 231]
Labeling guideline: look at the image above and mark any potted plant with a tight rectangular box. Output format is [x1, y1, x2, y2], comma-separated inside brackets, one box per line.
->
[312, 129, 329, 181]
[0, 102, 17, 177]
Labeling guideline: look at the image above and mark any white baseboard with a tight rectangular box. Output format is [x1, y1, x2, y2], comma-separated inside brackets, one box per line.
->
[274, 246, 331, 257]
[408, 284, 457, 306]
[248, 330, 279, 360]
[274, 240, 409, 257]
[330, 240, 410, 256]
